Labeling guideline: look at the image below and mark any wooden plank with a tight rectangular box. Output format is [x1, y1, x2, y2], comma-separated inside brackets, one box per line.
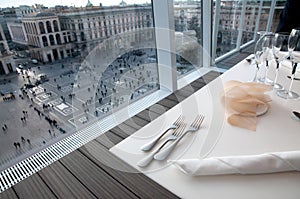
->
[59, 150, 138, 199]
[117, 122, 139, 133]
[189, 83, 202, 92]
[110, 126, 132, 139]
[38, 161, 96, 198]
[135, 110, 151, 122]
[190, 81, 206, 90]
[145, 108, 161, 120]
[165, 94, 180, 103]
[95, 131, 124, 149]
[180, 85, 195, 95]
[130, 115, 149, 126]
[157, 98, 178, 109]
[79, 141, 179, 199]
[201, 75, 217, 84]
[123, 118, 143, 131]
[147, 103, 168, 115]
[166, 93, 187, 102]
[110, 117, 147, 139]
[0, 188, 18, 199]
[193, 77, 207, 85]
[13, 173, 56, 198]
[122, 115, 148, 130]
[173, 89, 192, 99]
[204, 71, 221, 78]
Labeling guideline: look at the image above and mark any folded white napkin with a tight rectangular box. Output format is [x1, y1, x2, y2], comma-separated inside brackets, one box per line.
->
[171, 151, 300, 176]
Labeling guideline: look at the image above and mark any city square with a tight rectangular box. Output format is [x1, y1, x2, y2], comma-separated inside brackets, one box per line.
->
[0, 46, 160, 171]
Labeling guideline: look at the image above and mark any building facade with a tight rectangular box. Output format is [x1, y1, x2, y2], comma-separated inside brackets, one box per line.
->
[22, 12, 73, 63]
[58, 5, 154, 56]
[7, 21, 27, 45]
[0, 25, 15, 75]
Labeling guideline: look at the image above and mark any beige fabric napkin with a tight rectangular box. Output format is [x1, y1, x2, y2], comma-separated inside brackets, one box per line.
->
[171, 151, 300, 176]
[221, 80, 272, 131]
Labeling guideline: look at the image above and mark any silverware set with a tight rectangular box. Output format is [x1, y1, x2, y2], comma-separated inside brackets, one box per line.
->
[137, 114, 205, 167]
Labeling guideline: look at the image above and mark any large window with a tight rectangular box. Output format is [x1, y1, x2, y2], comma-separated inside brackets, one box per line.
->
[0, 0, 158, 171]
[213, 0, 285, 61]
[214, 0, 244, 57]
[0, 0, 282, 178]
[174, 0, 203, 78]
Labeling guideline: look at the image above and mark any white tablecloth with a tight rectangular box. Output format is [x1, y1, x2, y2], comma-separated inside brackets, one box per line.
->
[110, 58, 300, 199]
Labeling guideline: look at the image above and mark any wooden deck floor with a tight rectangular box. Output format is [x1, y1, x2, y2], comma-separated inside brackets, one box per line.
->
[0, 68, 233, 198]
[216, 44, 254, 70]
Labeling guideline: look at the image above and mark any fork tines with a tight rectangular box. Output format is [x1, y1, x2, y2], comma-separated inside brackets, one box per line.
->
[174, 123, 186, 136]
[192, 115, 205, 129]
[174, 115, 184, 125]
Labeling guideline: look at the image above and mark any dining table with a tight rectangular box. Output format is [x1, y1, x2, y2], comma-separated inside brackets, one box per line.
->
[110, 56, 300, 199]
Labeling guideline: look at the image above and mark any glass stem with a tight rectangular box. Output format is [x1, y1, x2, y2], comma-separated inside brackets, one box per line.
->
[264, 60, 269, 82]
[274, 61, 279, 84]
[288, 63, 298, 93]
[253, 63, 259, 81]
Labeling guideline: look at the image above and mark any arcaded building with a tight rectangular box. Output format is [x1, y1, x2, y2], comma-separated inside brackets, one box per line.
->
[0, 25, 15, 75]
[58, 4, 154, 54]
[22, 12, 74, 63]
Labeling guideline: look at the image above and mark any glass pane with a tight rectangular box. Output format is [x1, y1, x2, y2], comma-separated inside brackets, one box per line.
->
[174, 0, 203, 78]
[270, 0, 287, 32]
[1, 1, 157, 171]
[241, 1, 260, 45]
[257, 0, 286, 33]
[215, 0, 243, 57]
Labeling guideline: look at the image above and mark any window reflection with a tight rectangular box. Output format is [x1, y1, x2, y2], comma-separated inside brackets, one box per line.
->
[174, 0, 203, 78]
[0, 1, 158, 171]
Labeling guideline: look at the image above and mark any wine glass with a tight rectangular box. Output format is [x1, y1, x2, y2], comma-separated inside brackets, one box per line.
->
[277, 28, 300, 99]
[253, 31, 268, 82]
[258, 33, 275, 85]
[272, 32, 289, 90]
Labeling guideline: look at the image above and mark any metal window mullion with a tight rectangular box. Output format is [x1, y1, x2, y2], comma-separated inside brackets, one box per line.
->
[212, 0, 221, 65]
[202, 0, 213, 67]
[254, 0, 264, 40]
[266, 0, 277, 32]
[236, 0, 247, 51]
[152, 0, 177, 91]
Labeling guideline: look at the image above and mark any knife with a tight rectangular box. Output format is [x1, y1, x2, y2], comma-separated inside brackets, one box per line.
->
[287, 76, 300, 81]
[293, 111, 300, 120]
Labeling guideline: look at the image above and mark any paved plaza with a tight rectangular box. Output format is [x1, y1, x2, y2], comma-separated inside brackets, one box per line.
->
[0, 48, 160, 171]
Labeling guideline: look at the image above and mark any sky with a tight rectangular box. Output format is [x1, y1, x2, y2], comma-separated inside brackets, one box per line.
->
[0, 0, 149, 8]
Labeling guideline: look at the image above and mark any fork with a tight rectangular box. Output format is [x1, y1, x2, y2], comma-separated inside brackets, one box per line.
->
[137, 124, 186, 167]
[140, 115, 184, 151]
[154, 115, 205, 161]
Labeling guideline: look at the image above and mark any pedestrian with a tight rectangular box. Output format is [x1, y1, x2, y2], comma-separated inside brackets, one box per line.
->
[21, 136, 25, 142]
[17, 142, 21, 148]
[4, 124, 7, 129]
[13, 142, 17, 149]
[48, 129, 51, 135]
[27, 139, 31, 145]
[2, 126, 5, 132]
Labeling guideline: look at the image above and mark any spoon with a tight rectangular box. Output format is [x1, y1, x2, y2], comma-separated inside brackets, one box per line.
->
[292, 111, 300, 120]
